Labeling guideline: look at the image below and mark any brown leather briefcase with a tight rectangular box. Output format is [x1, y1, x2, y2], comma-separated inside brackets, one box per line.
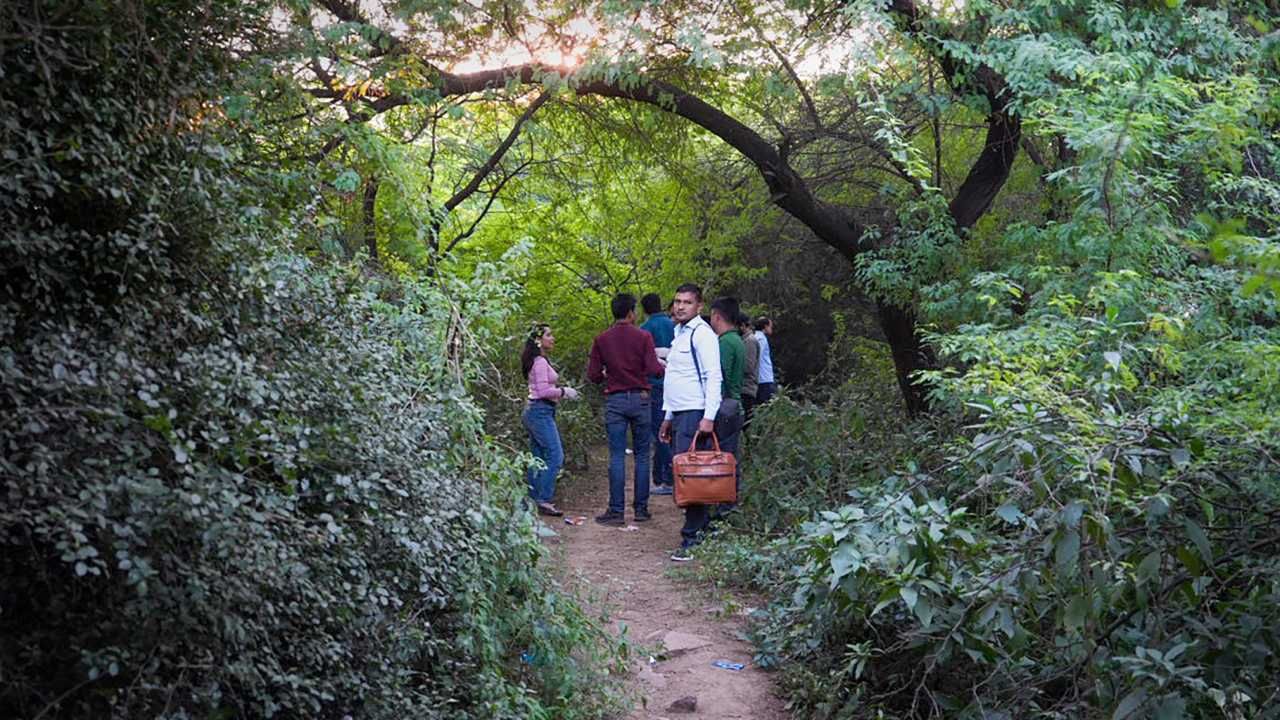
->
[673, 432, 737, 508]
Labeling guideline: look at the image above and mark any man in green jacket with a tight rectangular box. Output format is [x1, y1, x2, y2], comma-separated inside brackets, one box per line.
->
[712, 300, 745, 404]
[709, 297, 745, 512]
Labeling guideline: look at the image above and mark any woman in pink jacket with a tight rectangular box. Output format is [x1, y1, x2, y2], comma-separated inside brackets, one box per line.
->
[521, 324, 579, 516]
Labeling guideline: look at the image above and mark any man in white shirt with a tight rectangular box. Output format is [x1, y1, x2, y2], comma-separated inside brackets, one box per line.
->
[753, 317, 776, 404]
[658, 283, 722, 560]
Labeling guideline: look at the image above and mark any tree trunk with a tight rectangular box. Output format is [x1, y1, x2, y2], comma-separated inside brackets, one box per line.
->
[875, 301, 935, 416]
[362, 176, 379, 262]
[948, 110, 1021, 229]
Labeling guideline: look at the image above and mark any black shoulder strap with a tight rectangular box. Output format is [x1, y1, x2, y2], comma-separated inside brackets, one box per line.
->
[688, 324, 704, 392]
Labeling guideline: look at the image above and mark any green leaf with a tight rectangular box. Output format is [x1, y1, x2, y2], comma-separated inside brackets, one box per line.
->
[1136, 551, 1161, 586]
[1061, 501, 1085, 528]
[1113, 688, 1148, 720]
[1055, 529, 1081, 574]
[1064, 594, 1089, 630]
[995, 504, 1022, 524]
[1183, 519, 1212, 564]
[830, 545, 860, 587]
[899, 585, 918, 610]
[914, 597, 934, 627]
[871, 587, 898, 616]
[1199, 499, 1215, 525]
[1176, 545, 1202, 576]
[996, 606, 1016, 638]
[1125, 453, 1144, 478]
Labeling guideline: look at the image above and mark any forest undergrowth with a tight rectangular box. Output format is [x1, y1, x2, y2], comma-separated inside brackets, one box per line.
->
[696, 246, 1280, 719]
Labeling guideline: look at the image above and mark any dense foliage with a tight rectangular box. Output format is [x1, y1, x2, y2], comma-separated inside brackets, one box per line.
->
[1, 3, 624, 718]
[697, 3, 1280, 718]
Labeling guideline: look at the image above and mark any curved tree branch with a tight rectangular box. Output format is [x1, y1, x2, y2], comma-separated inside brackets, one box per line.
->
[428, 91, 549, 256]
[571, 75, 864, 260]
[443, 92, 548, 214]
[883, 0, 1021, 229]
[349, 62, 866, 260]
[296, 0, 1026, 415]
[444, 158, 534, 256]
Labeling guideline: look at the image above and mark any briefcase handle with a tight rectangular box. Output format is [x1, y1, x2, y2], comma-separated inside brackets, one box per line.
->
[691, 430, 722, 453]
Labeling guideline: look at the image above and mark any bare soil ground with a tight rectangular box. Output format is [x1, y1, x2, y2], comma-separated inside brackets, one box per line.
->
[547, 448, 790, 720]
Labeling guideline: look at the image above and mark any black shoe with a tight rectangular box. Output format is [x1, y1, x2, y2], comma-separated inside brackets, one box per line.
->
[594, 511, 625, 526]
[670, 547, 693, 562]
[634, 508, 652, 522]
[537, 502, 564, 517]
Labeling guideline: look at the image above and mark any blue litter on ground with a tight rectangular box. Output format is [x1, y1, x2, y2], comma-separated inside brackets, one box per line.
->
[711, 660, 746, 671]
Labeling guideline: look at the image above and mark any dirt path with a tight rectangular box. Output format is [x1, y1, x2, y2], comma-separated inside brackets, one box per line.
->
[550, 448, 790, 720]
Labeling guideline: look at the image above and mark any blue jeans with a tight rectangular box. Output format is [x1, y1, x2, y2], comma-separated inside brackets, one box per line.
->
[605, 391, 651, 513]
[523, 400, 563, 504]
[672, 402, 741, 547]
[741, 392, 756, 432]
[649, 385, 673, 486]
[719, 400, 743, 494]
[756, 382, 775, 404]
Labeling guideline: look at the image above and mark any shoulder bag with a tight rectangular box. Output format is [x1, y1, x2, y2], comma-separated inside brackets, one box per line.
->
[672, 324, 738, 507]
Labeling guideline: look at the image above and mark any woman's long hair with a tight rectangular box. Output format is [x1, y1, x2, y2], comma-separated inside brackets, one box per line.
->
[521, 324, 550, 378]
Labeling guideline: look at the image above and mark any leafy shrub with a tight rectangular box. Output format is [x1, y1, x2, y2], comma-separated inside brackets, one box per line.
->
[748, 262, 1280, 719]
[0, 4, 625, 718]
[735, 336, 918, 536]
[2, 254, 626, 719]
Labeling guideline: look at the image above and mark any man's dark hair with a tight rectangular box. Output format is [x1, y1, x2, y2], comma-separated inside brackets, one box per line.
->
[709, 297, 741, 326]
[753, 316, 771, 331]
[641, 292, 662, 315]
[674, 283, 702, 301]
[611, 293, 637, 320]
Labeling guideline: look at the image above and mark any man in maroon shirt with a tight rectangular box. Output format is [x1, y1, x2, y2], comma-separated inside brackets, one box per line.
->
[588, 293, 666, 525]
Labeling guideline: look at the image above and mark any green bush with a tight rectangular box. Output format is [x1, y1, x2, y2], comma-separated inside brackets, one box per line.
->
[2, 254, 625, 719]
[735, 336, 918, 536]
[746, 262, 1280, 719]
[0, 4, 625, 717]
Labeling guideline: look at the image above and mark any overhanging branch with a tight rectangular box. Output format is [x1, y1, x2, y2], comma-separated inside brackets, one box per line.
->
[882, 0, 1021, 229]
[443, 92, 549, 214]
